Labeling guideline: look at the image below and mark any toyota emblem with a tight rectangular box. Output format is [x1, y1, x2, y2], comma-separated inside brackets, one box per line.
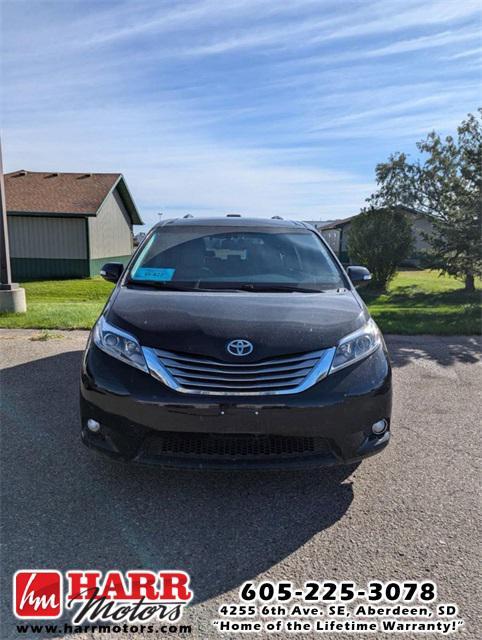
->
[226, 339, 254, 357]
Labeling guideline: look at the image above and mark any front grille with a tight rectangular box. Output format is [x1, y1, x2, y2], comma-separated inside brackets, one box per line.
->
[144, 432, 329, 460]
[152, 348, 328, 395]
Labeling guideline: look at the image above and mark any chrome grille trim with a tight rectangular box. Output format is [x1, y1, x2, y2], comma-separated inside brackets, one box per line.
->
[168, 363, 315, 378]
[154, 349, 326, 368]
[170, 368, 313, 382]
[142, 346, 336, 396]
[159, 357, 320, 375]
[175, 377, 307, 389]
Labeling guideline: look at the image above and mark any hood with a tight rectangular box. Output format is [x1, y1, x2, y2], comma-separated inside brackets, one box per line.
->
[106, 287, 368, 361]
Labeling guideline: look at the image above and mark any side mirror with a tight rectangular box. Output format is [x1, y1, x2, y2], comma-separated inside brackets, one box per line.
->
[100, 262, 124, 283]
[347, 265, 372, 288]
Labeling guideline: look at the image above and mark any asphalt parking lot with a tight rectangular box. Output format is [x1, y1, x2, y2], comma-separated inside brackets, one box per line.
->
[1, 330, 480, 640]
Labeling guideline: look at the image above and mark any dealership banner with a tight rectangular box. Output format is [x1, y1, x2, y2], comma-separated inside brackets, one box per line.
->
[12, 571, 466, 637]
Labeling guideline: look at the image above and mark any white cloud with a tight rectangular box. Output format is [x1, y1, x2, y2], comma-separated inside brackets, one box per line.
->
[321, 0, 482, 41]
[167, 0, 482, 58]
[2, 101, 373, 227]
[445, 46, 482, 60]
[1, 0, 479, 228]
[361, 29, 481, 57]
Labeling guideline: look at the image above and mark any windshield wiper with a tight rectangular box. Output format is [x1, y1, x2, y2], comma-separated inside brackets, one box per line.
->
[126, 280, 324, 293]
[126, 279, 212, 292]
[237, 284, 324, 293]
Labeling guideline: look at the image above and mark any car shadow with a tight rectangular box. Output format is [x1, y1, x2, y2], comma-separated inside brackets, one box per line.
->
[1, 350, 356, 623]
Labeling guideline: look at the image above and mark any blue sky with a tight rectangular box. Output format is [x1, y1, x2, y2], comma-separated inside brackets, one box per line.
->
[1, 0, 481, 229]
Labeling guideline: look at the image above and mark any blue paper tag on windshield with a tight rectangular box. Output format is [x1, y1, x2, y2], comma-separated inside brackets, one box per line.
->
[132, 267, 175, 281]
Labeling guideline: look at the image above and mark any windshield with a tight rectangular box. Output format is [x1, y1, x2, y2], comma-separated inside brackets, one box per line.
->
[128, 227, 345, 291]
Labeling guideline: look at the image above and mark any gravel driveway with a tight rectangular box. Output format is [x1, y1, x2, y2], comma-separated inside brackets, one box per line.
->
[1, 331, 480, 639]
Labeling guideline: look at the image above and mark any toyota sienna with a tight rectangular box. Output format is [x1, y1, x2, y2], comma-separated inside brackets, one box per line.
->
[80, 216, 392, 469]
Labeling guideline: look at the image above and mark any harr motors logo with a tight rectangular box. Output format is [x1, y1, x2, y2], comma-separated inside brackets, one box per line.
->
[14, 571, 63, 619]
[14, 569, 192, 624]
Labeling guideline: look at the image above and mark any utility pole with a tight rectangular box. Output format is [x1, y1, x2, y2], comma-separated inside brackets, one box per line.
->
[0, 138, 27, 312]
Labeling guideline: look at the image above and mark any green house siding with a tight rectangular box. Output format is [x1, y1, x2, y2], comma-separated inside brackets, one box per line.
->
[8, 208, 135, 281]
[11, 256, 133, 281]
[11, 257, 90, 281]
[88, 255, 132, 277]
[8, 215, 89, 281]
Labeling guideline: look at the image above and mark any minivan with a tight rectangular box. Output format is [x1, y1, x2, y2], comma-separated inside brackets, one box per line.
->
[80, 216, 391, 469]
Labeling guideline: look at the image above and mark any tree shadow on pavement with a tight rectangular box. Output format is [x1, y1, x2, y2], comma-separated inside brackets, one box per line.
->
[385, 335, 481, 369]
[1, 350, 356, 631]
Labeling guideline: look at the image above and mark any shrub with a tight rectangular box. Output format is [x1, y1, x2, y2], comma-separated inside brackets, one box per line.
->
[347, 208, 413, 290]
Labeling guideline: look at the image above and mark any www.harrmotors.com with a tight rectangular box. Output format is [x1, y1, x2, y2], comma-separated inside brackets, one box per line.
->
[16, 622, 192, 636]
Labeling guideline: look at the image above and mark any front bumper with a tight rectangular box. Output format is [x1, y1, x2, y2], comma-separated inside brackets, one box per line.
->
[80, 343, 392, 469]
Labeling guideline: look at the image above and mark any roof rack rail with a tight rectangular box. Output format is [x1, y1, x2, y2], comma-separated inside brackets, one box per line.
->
[183, 214, 193, 218]
[271, 215, 283, 220]
[226, 213, 241, 217]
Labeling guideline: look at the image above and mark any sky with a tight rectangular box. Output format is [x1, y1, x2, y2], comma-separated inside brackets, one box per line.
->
[1, 0, 481, 229]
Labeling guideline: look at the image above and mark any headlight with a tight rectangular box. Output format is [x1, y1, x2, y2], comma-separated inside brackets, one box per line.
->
[330, 319, 381, 373]
[92, 316, 148, 372]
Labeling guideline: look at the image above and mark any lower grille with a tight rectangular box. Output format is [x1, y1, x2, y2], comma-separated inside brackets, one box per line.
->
[144, 432, 329, 460]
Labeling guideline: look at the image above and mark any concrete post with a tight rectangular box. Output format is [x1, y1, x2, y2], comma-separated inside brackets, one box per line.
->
[0, 138, 27, 313]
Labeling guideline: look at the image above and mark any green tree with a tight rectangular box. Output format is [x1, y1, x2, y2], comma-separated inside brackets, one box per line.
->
[347, 207, 413, 290]
[367, 110, 482, 291]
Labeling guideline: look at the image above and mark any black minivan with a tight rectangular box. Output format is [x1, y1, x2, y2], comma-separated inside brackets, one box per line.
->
[80, 216, 391, 469]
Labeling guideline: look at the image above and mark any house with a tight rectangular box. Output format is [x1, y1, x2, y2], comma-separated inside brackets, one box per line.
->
[317, 206, 435, 265]
[303, 220, 339, 253]
[134, 231, 147, 246]
[5, 170, 143, 280]
[304, 219, 338, 230]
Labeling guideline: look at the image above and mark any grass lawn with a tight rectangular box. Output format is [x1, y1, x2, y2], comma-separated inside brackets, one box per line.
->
[361, 270, 481, 334]
[0, 278, 114, 330]
[0, 270, 480, 334]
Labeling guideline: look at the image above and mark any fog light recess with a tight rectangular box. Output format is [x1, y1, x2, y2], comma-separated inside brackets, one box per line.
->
[87, 419, 101, 433]
[372, 419, 388, 435]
